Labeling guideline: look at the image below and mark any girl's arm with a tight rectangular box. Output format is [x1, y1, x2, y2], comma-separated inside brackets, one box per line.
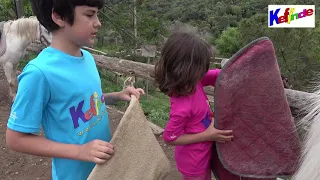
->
[165, 119, 233, 145]
[165, 132, 208, 145]
[163, 95, 233, 146]
[201, 69, 221, 87]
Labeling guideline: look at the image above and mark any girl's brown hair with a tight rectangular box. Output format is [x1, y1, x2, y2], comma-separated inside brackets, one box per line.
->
[155, 31, 215, 97]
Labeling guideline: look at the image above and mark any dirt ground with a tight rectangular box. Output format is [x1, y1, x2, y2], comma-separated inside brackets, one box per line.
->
[0, 67, 182, 180]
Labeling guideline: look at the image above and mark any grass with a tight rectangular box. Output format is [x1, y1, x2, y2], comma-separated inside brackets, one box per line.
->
[139, 91, 170, 128]
[20, 52, 170, 128]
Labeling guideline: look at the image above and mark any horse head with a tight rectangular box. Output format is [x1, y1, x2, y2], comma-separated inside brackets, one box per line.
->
[2, 17, 52, 47]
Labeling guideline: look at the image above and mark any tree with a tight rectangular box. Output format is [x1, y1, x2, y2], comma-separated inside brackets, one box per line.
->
[0, 0, 16, 21]
[215, 27, 243, 57]
[217, 12, 320, 90]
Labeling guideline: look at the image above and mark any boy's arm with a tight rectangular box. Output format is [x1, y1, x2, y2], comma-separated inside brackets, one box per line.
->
[103, 92, 121, 105]
[6, 128, 79, 160]
[103, 86, 145, 105]
[6, 128, 114, 164]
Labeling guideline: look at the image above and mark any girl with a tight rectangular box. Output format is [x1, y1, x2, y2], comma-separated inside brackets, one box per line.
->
[154, 31, 234, 180]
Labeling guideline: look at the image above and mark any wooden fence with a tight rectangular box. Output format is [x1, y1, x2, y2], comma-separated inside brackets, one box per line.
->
[26, 43, 318, 121]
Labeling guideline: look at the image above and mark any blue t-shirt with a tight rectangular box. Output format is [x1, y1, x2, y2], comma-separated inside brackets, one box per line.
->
[7, 47, 111, 180]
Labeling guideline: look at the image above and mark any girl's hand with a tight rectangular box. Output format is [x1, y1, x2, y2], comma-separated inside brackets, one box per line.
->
[77, 140, 114, 164]
[118, 86, 145, 101]
[203, 119, 233, 143]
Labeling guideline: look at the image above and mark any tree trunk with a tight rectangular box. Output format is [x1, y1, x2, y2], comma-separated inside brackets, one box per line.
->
[93, 54, 155, 81]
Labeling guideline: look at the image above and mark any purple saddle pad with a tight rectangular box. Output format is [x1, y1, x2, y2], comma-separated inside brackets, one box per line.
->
[213, 37, 301, 179]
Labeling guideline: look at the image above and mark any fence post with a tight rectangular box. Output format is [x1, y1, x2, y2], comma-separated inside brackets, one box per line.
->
[146, 57, 151, 98]
[14, 0, 24, 18]
[140, 45, 156, 99]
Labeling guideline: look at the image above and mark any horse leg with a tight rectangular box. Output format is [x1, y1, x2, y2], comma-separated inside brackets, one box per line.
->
[3, 61, 15, 102]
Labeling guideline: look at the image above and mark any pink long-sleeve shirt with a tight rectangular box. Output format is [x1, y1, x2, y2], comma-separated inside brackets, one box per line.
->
[163, 69, 221, 176]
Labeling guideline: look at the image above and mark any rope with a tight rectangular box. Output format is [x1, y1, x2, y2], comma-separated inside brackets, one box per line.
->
[123, 75, 135, 89]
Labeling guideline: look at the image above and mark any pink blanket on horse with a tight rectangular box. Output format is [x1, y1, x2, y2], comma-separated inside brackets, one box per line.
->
[213, 37, 301, 179]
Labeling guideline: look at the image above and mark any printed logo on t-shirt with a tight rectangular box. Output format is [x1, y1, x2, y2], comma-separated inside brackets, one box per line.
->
[169, 134, 177, 139]
[69, 92, 106, 136]
[202, 112, 212, 128]
[202, 100, 213, 128]
[10, 112, 18, 120]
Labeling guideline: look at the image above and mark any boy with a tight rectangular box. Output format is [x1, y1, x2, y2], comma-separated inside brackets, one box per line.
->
[5, 0, 144, 179]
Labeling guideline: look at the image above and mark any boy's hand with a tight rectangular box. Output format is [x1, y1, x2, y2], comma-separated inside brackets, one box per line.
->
[118, 86, 145, 101]
[203, 119, 233, 143]
[77, 140, 114, 164]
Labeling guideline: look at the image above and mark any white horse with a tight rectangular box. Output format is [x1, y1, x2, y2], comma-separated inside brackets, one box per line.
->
[292, 86, 320, 180]
[0, 16, 51, 101]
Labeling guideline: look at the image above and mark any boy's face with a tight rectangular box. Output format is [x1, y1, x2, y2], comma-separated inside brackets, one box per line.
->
[61, 6, 101, 47]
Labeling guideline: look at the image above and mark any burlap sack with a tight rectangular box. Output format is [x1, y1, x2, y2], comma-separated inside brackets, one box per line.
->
[88, 96, 171, 180]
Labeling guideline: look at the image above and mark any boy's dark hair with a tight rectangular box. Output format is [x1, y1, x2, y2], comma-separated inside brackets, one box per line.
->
[30, 0, 104, 32]
[154, 31, 214, 97]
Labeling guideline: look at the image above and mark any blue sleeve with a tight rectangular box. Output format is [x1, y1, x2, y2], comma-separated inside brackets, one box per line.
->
[7, 64, 50, 134]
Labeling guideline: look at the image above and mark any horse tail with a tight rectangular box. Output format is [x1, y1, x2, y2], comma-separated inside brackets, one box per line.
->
[292, 91, 320, 180]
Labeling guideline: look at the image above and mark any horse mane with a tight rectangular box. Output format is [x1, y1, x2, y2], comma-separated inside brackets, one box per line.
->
[292, 83, 320, 179]
[0, 21, 5, 39]
[3, 16, 39, 42]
